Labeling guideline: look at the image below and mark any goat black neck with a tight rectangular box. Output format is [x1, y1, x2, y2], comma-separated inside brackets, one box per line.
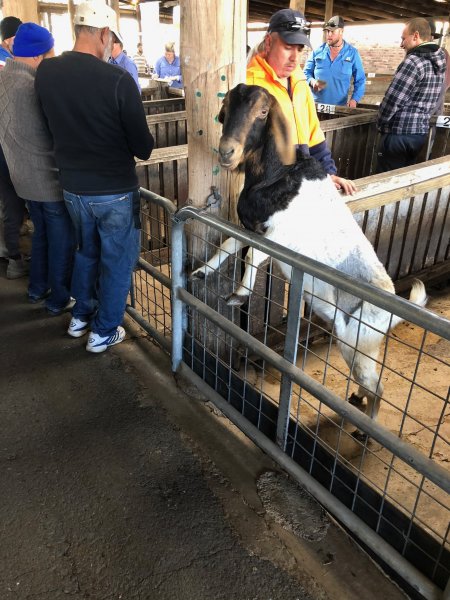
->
[237, 129, 327, 234]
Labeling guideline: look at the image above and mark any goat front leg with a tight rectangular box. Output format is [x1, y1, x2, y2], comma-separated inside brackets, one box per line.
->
[190, 236, 246, 280]
[226, 247, 269, 306]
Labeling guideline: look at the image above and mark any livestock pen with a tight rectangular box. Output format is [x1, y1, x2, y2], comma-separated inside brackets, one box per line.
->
[128, 152, 450, 599]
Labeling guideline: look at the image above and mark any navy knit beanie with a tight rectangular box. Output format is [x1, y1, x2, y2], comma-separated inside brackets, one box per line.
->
[12, 23, 54, 58]
[0, 16, 22, 41]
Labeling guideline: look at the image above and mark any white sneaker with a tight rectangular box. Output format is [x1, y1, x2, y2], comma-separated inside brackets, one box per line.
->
[67, 317, 89, 338]
[86, 326, 125, 353]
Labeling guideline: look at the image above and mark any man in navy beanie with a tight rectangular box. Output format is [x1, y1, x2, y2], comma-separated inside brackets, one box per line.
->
[0, 15, 22, 67]
[0, 22, 76, 312]
[0, 15, 27, 278]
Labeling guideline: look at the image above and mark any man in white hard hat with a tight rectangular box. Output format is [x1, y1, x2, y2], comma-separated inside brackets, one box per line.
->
[35, 1, 154, 353]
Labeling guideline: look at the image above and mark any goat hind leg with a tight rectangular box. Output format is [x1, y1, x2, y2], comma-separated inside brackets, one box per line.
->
[190, 237, 246, 280]
[338, 335, 384, 441]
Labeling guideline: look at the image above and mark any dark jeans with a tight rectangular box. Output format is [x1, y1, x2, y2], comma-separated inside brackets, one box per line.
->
[27, 200, 76, 311]
[376, 132, 427, 173]
[63, 190, 140, 337]
[0, 160, 26, 257]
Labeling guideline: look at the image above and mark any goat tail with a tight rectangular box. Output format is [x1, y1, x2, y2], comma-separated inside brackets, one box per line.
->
[408, 278, 428, 308]
[390, 278, 428, 330]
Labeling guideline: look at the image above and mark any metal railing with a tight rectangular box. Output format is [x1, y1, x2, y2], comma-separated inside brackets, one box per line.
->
[170, 206, 450, 600]
[128, 190, 450, 599]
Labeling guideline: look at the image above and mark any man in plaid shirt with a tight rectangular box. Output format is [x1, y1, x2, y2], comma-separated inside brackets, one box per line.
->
[376, 17, 446, 173]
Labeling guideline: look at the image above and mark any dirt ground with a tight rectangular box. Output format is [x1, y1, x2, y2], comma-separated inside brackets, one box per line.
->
[133, 254, 450, 548]
[244, 283, 450, 550]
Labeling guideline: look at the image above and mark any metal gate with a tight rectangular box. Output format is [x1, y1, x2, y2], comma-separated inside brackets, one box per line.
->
[129, 190, 450, 600]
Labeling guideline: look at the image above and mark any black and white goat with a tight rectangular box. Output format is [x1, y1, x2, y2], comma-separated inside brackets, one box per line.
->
[191, 83, 427, 435]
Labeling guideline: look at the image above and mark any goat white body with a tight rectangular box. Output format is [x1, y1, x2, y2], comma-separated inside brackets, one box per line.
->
[192, 83, 427, 438]
[192, 176, 427, 436]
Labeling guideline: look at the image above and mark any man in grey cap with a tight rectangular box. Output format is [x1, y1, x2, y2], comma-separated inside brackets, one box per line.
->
[247, 8, 355, 194]
[35, 1, 154, 352]
[304, 15, 365, 107]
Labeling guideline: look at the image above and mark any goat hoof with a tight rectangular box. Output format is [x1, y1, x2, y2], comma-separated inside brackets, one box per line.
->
[351, 430, 369, 443]
[190, 269, 206, 281]
[226, 293, 247, 307]
[349, 393, 364, 407]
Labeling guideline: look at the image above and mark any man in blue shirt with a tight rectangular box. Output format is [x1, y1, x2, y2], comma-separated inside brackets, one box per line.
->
[304, 16, 365, 107]
[109, 32, 140, 91]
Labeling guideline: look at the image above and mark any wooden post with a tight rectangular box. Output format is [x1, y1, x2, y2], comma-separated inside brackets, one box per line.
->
[2, 0, 39, 22]
[180, 0, 247, 254]
[67, 0, 76, 42]
[289, 0, 306, 13]
[180, 0, 247, 357]
[323, 0, 334, 41]
[109, 0, 120, 34]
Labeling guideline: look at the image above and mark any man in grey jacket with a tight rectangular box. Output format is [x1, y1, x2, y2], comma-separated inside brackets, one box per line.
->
[0, 23, 75, 314]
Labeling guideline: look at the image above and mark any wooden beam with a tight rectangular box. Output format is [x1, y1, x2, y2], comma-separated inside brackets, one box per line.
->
[346, 156, 450, 213]
[2, 0, 39, 22]
[335, 0, 417, 20]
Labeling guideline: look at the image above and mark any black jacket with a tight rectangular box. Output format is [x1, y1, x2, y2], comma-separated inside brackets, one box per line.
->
[35, 51, 154, 194]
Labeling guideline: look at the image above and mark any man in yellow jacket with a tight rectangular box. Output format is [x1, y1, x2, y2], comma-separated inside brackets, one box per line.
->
[247, 8, 355, 195]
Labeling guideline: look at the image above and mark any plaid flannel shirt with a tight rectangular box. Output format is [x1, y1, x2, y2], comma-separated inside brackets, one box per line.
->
[377, 46, 446, 135]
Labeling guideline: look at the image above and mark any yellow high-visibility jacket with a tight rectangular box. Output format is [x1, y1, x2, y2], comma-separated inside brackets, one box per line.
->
[246, 55, 336, 174]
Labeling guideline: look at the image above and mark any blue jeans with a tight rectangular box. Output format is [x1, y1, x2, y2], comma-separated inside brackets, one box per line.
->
[63, 190, 140, 337]
[376, 132, 427, 173]
[27, 200, 75, 311]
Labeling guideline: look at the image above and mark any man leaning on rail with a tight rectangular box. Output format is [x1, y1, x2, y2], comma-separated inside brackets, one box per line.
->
[247, 8, 356, 196]
[35, 0, 154, 353]
[376, 17, 446, 173]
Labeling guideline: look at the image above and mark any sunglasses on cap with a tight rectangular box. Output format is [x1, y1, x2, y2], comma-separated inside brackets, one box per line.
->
[271, 19, 311, 34]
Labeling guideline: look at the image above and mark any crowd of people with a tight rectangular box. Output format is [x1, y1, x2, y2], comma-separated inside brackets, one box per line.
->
[0, 1, 448, 353]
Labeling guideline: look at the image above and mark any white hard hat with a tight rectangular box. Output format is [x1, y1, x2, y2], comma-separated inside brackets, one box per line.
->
[74, 1, 120, 38]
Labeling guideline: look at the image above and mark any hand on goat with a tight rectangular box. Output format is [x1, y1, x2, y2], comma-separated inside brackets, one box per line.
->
[330, 174, 356, 195]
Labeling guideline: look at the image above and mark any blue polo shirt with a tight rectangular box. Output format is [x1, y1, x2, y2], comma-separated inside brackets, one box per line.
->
[304, 41, 366, 106]
[109, 51, 140, 91]
[0, 47, 12, 68]
[154, 55, 183, 89]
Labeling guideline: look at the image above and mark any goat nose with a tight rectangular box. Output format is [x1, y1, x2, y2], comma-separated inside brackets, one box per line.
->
[220, 148, 234, 160]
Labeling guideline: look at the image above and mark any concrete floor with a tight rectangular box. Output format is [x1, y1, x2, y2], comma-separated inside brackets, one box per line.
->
[0, 259, 408, 600]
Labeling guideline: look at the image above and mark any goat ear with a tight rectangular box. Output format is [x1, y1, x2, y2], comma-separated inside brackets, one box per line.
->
[268, 97, 296, 165]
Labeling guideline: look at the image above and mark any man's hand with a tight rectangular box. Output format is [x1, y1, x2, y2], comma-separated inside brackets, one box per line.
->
[330, 174, 357, 195]
[311, 78, 326, 92]
[347, 99, 357, 109]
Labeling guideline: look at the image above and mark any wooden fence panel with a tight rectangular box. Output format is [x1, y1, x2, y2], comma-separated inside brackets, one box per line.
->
[142, 97, 185, 115]
[146, 111, 187, 148]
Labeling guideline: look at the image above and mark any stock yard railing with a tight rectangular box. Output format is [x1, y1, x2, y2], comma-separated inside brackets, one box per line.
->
[129, 176, 450, 599]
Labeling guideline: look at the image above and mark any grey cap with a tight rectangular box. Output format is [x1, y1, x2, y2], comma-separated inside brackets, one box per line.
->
[323, 16, 345, 31]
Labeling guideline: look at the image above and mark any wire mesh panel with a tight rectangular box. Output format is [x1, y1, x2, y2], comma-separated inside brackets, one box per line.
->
[174, 207, 450, 596]
[130, 189, 175, 341]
